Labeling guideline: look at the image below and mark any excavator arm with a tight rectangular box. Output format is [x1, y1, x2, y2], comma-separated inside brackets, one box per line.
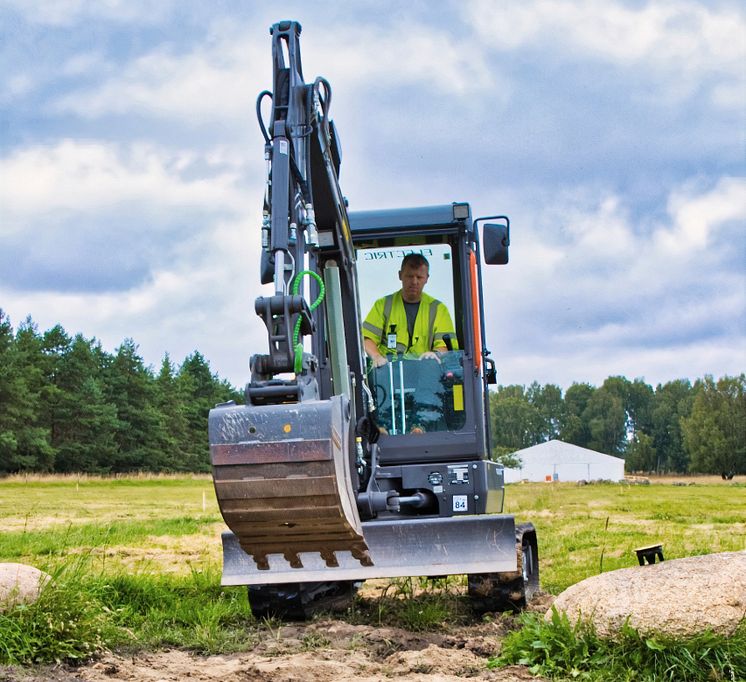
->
[210, 20, 374, 573]
[251, 20, 361, 390]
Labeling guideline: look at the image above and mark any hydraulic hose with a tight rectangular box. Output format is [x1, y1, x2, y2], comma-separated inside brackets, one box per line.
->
[291, 270, 325, 373]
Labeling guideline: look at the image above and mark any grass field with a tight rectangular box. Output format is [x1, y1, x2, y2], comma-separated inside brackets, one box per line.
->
[0, 474, 744, 678]
[503, 478, 746, 592]
[0, 475, 223, 576]
[1, 474, 743, 592]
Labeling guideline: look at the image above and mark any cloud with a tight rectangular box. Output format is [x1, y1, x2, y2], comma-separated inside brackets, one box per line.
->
[51, 38, 266, 125]
[658, 176, 746, 253]
[502, 338, 745, 390]
[49, 15, 493, 127]
[0, 205, 268, 381]
[308, 23, 493, 95]
[463, 0, 746, 107]
[0, 139, 252, 292]
[2, 0, 177, 26]
[0, 195, 267, 385]
[0, 139, 246, 218]
[1, 1, 742, 391]
[482, 175, 746, 387]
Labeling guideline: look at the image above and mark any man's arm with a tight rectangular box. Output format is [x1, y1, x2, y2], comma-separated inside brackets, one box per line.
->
[364, 337, 388, 367]
[362, 297, 390, 367]
[432, 303, 457, 352]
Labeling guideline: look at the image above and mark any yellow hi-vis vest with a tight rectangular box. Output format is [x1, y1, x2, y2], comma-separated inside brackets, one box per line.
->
[362, 291, 458, 357]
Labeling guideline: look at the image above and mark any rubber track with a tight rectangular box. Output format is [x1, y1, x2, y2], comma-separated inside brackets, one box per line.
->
[467, 522, 540, 613]
[248, 580, 361, 620]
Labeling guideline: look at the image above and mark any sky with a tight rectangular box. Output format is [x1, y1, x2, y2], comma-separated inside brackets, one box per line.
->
[1, 0, 744, 390]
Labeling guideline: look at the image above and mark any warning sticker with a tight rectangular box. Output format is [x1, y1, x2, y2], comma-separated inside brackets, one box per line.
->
[448, 465, 469, 485]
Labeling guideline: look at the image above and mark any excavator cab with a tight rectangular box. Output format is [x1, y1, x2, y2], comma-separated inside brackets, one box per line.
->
[209, 21, 538, 619]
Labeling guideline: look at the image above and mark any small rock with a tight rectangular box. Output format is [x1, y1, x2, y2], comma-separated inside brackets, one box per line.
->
[549, 551, 746, 638]
[0, 563, 51, 610]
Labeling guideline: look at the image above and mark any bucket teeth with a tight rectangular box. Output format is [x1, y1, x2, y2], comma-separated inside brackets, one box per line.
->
[320, 549, 339, 568]
[284, 551, 303, 569]
[351, 546, 373, 567]
[252, 552, 270, 571]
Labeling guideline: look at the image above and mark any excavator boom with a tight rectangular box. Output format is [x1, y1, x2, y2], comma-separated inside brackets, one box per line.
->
[211, 20, 374, 574]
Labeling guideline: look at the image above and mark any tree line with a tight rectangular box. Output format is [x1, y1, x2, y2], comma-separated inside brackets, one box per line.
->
[489, 375, 745, 477]
[1, 311, 743, 476]
[0, 312, 241, 474]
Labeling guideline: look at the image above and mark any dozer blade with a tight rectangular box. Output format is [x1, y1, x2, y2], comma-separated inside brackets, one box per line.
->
[220, 514, 517, 585]
[210, 395, 371, 571]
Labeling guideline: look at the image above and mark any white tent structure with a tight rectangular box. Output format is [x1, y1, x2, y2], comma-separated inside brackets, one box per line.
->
[502, 440, 625, 483]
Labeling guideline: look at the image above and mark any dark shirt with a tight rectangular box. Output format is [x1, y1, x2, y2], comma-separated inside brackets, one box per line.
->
[403, 301, 420, 347]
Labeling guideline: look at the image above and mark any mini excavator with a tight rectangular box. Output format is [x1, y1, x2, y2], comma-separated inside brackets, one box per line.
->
[208, 20, 539, 619]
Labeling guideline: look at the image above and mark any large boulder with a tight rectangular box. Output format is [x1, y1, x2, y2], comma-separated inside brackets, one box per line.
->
[0, 563, 51, 611]
[549, 551, 746, 638]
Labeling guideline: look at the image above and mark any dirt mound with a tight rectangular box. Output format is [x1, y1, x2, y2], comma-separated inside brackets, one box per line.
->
[1, 618, 544, 682]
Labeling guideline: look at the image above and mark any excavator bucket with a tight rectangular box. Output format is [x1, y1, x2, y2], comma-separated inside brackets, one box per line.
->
[210, 395, 372, 572]
[219, 514, 517, 585]
[210, 393, 517, 586]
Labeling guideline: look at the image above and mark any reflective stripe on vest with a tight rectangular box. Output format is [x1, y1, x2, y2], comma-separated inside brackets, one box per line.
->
[381, 294, 406, 352]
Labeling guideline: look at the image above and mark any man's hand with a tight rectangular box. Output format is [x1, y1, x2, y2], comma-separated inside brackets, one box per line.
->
[419, 351, 441, 363]
[364, 338, 389, 368]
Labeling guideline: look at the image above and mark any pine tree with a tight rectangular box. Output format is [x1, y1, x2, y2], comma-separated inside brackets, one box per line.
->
[54, 335, 119, 472]
[155, 354, 193, 471]
[177, 351, 240, 472]
[105, 339, 169, 471]
[0, 310, 21, 472]
[2, 318, 55, 471]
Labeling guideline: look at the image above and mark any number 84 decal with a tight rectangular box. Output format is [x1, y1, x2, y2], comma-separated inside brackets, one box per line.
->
[452, 495, 468, 512]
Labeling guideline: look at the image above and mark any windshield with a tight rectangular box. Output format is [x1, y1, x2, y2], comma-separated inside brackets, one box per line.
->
[367, 352, 467, 435]
[356, 243, 455, 322]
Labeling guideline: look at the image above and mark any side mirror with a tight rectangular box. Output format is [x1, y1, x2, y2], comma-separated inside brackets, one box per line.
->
[482, 220, 510, 265]
[484, 357, 497, 385]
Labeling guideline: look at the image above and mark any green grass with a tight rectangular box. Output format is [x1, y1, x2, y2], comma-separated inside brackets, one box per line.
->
[0, 475, 218, 533]
[0, 561, 116, 665]
[5, 476, 741, 591]
[0, 559, 256, 664]
[348, 576, 474, 631]
[492, 608, 746, 681]
[504, 481, 746, 593]
[0, 475, 223, 573]
[0, 475, 744, 669]
[0, 517, 216, 559]
[93, 566, 255, 654]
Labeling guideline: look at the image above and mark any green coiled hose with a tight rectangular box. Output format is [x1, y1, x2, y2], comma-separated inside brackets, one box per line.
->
[291, 270, 325, 373]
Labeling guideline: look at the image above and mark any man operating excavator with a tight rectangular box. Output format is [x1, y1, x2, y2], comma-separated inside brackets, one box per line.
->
[362, 253, 457, 367]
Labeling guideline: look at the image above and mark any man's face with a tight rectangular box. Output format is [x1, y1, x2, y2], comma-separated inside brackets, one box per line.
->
[399, 263, 429, 303]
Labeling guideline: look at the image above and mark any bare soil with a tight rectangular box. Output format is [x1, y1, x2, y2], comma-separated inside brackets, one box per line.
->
[0, 595, 555, 682]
